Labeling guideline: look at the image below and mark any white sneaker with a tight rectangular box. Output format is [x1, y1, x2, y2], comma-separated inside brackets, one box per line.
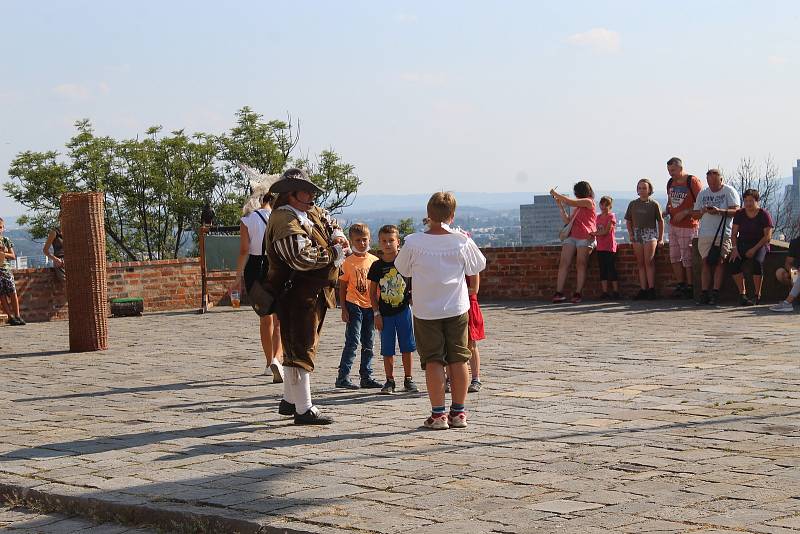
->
[270, 360, 284, 383]
[770, 301, 795, 312]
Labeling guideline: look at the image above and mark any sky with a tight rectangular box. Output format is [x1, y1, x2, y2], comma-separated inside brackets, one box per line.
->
[2, 1, 800, 217]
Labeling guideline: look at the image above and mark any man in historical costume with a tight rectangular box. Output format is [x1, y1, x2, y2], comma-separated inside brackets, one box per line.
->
[265, 168, 349, 425]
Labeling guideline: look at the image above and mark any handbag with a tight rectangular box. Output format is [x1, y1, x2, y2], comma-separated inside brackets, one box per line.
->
[246, 211, 279, 317]
[559, 208, 578, 241]
[705, 210, 728, 266]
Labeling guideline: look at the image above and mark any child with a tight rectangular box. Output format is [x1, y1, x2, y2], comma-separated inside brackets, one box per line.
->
[467, 273, 485, 392]
[592, 196, 619, 299]
[396, 192, 486, 430]
[0, 217, 25, 326]
[336, 223, 382, 389]
[550, 182, 597, 303]
[367, 225, 418, 394]
[625, 179, 664, 300]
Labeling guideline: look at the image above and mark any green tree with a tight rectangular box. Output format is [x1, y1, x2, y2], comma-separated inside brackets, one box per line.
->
[4, 108, 363, 259]
[397, 218, 415, 241]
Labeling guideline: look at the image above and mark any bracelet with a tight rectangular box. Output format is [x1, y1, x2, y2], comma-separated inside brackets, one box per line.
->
[373, 311, 381, 316]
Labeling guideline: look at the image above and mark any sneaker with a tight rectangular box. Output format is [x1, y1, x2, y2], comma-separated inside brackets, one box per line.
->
[269, 360, 284, 384]
[15, 316, 25, 325]
[278, 399, 295, 416]
[739, 294, 753, 306]
[771, 300, 795, 312]
[380, 379, 396, 395]
[468, 379, 482, 393]
[696, 291, 710, 305]
[8, 317, 22, 326]
[647, 288, 657, 300]
[444, 378, 451, 393]
[551, 292, 567, 303]
[633, 289, 647, 301]
[570, 292, 582, 304]
[754, 295, 762, 305]
[709, 290, 719, 306]
[611, 291, 621, 300]
[360, 377, 383, 389]
[403, 377, 419, 393]
[447, 411, 468, 429]
[335, 378, 360, 390]
[683, 285, 694, 299]
[294, 406, 333, 425]
[423, 413, 449, 430]
[599, 292, 610, 300]
[670, 284, 686, 299]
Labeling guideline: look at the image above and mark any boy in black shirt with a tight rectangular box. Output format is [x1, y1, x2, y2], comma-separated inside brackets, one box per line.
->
[367, 225, 418, 394]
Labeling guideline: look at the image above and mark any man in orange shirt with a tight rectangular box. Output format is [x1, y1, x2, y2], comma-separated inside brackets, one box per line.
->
[336, 223, 383, 389]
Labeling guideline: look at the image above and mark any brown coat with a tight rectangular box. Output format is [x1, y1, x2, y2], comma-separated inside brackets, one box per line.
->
[264, 206, 341, 371]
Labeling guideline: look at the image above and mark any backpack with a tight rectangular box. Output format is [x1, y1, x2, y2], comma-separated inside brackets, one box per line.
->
[667, 174, 698, 204]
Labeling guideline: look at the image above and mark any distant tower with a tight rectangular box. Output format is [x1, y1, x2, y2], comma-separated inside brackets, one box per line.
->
[520, 195, 562, 245]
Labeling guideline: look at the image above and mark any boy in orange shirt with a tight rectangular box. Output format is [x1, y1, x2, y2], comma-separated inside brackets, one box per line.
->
[336, 223, 382, 389]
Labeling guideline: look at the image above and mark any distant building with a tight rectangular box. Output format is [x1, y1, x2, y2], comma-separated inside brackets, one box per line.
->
[520, 195, 563, 245]
[785, 159, 800, 220]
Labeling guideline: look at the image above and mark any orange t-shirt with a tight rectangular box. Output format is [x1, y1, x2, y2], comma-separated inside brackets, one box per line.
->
[339, 253, 377, 308]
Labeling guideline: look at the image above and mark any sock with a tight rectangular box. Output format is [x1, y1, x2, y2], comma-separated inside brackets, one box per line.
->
[432, 406, 446, 416]
[283, 367, 297, 406]
[472, 376, 480, 382]
[450, 403, 465, 414]
[295, 369, 312, 414]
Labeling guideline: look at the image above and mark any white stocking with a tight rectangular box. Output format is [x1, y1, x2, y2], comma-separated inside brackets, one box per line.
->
[295, 369, 313, 414]
[283, 366, 300, 406]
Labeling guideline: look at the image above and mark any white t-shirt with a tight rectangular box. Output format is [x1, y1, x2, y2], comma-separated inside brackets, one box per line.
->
[241, 209, 270, 255]
[395, 231, 486, 320]
[694, 184, 740, 238]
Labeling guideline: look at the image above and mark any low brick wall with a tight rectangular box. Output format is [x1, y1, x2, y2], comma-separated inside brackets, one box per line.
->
[6, 244, 792, 323]
[11, 259, 234, 323]
[481, 243, 790, 301]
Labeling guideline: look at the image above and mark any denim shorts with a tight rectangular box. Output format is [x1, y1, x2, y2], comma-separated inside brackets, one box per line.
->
[562, 237, 595, 249]
[380, 306, 416, 356]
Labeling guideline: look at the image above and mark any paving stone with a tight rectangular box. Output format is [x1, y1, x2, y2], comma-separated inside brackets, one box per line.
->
[2, 304, 800, 533]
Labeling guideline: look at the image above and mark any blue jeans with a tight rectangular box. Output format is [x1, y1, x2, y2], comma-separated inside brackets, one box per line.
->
[337, 302, 375, 380]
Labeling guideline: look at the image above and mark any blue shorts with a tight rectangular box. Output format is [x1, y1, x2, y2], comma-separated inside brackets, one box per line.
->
[380, 307, 416, 356]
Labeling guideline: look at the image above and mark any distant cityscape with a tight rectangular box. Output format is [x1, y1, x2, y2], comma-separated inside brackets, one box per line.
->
[4, 160, 800, 267]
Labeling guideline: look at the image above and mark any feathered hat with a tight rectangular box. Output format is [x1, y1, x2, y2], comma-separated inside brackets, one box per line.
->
[236, 162, 282, 216]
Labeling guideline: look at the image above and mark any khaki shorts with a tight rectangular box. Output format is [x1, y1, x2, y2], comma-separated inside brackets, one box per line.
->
[697, 235, 732, 261]
[413, 313, 470, 370]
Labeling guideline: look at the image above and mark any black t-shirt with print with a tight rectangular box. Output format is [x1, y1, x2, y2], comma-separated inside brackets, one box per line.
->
[366, 258, 411, 317]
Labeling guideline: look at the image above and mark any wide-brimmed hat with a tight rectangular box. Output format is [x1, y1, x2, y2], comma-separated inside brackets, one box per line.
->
[268, 168, 324, 195]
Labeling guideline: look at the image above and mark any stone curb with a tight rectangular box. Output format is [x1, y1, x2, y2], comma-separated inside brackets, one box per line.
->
[0, 482, 315, 534]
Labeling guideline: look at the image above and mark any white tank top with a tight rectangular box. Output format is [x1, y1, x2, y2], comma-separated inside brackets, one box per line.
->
[241, 209, 270, 255]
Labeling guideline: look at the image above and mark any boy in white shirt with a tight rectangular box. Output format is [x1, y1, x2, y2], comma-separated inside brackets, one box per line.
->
[395, 192, 486, 430]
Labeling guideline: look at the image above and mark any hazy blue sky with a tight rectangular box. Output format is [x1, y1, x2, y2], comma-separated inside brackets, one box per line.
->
[2, 1, 799, 216]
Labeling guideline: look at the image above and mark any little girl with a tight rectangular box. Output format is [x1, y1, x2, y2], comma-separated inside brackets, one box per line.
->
[592, 196, 619, 299]
[625, 179, 664, 300]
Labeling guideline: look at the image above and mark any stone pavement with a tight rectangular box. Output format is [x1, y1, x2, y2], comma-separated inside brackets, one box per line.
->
[0, 301, 799, 533]
[1, 504, 157, 533]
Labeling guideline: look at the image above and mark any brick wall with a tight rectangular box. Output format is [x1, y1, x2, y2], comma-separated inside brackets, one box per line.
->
[6, 244, 792, 323]
[10, 259, 235, 323]
[480, 243, 790, 301]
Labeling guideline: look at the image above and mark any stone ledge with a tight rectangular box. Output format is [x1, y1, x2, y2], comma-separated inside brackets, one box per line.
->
[0, 479, 318, 534]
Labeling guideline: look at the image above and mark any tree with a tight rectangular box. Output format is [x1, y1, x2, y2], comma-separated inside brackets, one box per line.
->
[731, 156, 797, 240]
[397, 218, 415, 241]
[4, 108, 363, 259]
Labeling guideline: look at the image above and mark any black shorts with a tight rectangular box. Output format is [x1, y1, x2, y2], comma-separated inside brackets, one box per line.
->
[597, 251, 618, 281]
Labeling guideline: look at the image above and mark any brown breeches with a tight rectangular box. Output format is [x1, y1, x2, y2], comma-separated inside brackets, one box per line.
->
[277, 292, 328, 373]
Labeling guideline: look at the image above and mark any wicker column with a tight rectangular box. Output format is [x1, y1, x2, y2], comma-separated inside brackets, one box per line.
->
[62, 192, 109, 351]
